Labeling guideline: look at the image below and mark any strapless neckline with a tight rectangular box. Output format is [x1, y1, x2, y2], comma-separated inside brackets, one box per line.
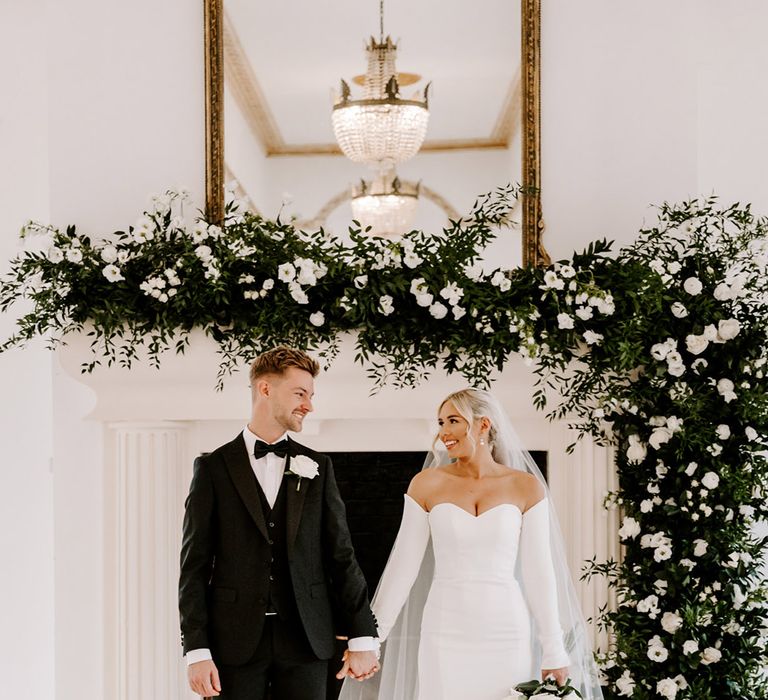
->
[428, 501, 523, 519]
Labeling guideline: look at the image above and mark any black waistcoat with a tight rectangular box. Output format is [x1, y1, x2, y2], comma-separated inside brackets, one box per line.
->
[253, 474, 300, 622]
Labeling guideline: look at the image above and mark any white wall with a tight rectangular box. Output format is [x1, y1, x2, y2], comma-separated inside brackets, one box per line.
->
[0, 1, 55, 697]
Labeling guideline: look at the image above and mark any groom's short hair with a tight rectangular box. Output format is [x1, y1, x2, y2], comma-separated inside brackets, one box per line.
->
[249, 346, 320, 384]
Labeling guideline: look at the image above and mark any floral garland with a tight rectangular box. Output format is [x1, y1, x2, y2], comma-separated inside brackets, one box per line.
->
[1, 189, 767, 699]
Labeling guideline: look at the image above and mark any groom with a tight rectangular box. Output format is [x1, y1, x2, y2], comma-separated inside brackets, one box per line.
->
[179, 346, 379, 699]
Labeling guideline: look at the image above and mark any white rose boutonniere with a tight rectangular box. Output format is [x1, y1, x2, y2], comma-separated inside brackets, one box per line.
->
[287, 455, 320, 491]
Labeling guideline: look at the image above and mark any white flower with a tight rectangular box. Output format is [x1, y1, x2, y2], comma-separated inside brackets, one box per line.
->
[379, 295, 394, 316]
[353, 275, 368, 289]
[700, 647, 721, 665]
[685, 461, 698, 476]
[502, 690, 524, 700]
[100, 245, 118, 263]
[716, 424, 731, 440]
[654, 579, 668, 595]
[429, 302, 448, 319]
[558, 264, 576, 278]
[542, 270, 564, 289]
[703, 324, 718, 341]
[618, 517, 641, 540]
[287, 455, 319, 491]
[656, 678, 679, 699]
[732, 585, 747, 609]
[102, 264, 124, 283]
[491, 270, 511, 292]
[717, 378, 737, 402]
[701, 471, 719, 489]
[194, 245, 213, 262]
[452, 305, 466, 320]
[647, 637, 669, 662]
[403, 251, 423, 269]
[583, 330, 604, 345]
[615, 670, 635, 697]
[262, 279, 275, 291]
[714, 282, 733, 301]
[65, 247, 83, 263]
[661, 611, 683, 633]
[463, 261, 483, 281]
[683, 277, 703, 295]
[670, 302, 688, 318]
[717, 318, 741, 341]
[654, 544, 673, 562]
[277, 262, 296, 282]
[651, 339, 676, 360]
[638, 594, 660, 617]
[575, 306, 593, 320]
[693, 539, 708, 557]
[745, 426, 758, 441]
[309, 311, 325, 327]
[288, 283, 309, 304]
[640, 499, 654, 513]
[649, 427, 673, 449]
[557, 313, 574, 330]
[596, 294, 615, 314]
[685, 334, 709, 355]
[682, 639, 699, 655]
[416, 293, 434, 308]
[439, 282, 464, 305]
[626, 434, 647, 463]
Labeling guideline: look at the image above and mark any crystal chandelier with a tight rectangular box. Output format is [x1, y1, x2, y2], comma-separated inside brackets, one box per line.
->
[351, 169, 420, 238]
[332, 1, 430, 169]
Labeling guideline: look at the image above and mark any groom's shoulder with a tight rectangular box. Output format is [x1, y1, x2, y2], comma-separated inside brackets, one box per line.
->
[196, 433, 245, 467]
[289, 438, 329, 463]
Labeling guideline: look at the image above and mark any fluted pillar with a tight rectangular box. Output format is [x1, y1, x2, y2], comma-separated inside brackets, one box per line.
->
[107, 422, 193, 700]
[548, 424, 620, 652]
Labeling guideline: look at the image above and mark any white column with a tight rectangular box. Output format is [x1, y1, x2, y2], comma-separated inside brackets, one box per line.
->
[548, 424, 620, 652]
[107, 422, 195, 700]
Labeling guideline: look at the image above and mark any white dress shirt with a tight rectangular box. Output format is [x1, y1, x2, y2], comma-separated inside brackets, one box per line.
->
[186, 426, 377, 665]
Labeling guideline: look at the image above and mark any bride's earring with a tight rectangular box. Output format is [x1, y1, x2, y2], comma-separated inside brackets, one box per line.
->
[479, 436, 486, 446]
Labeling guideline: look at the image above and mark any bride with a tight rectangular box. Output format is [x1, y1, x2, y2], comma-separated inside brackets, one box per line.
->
[339, 388, 603, 700]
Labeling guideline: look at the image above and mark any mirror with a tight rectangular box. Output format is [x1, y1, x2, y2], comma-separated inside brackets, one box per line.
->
[205, 0, 548, 266]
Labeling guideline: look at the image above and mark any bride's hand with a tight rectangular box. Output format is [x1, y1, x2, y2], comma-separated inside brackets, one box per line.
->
[541, 667, 568, 686]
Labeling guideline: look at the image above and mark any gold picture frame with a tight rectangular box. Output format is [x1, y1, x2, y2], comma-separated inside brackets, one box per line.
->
[203, 0, 549, 267]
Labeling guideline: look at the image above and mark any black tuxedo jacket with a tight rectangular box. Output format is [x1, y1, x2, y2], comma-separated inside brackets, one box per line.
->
[178, 433, 377, 665]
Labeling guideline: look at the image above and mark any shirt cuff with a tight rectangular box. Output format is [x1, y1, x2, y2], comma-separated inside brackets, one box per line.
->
[347, 636, 380, 654]
[185, 648, 213, 665]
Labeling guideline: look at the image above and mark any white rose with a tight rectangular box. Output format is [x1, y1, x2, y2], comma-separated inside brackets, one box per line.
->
[661, 611, 683, 633]
[685, 334, 709, 355]
[290, 455, 320, 480]
[102, 264, 124, 283]
[649, 427, 673, 449]
[648, 643, 669, 662]
[683, 277, 703, 295]
[654, 544, 673, 562]
[353, 274, 368, 289]
[618, 517, 641, 540]
[670, 302, 688, 318]
[626, 435, 647, 463]
[277, 262, 296, 282]
[429, 302, 448, 319]
[416, 293, 434, 308]
[714, 282, 733, 301]
[309, 311, 325, 327]
[656, 678, 679, 699]
[700, 647, 721, 665]
[288, 283, 309, 305]
[47, 247, 64, 263]
[717, 318, 741, 341]
[296, 267, 317, 286]
[693, 539, 708, 557]
[717, 378, 736, 402]
[65, 247, 83, 263]
[701, 471, 719, 489]
[716, 424, 731, 440]
[557, 313, 575, 330]
[615, 670, 635, 696]
[100, 245, 118, 263]
[682, 639, 699, 655]
[379, 295, 394, 316]
[583, 330, 604, 345]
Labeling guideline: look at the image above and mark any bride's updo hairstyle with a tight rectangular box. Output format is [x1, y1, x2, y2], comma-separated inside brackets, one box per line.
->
[437, 388, 508, 463]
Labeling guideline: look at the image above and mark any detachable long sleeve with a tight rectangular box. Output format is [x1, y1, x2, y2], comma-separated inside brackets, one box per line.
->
[371, 494, 431, 642]
[519, 498, 571, 670]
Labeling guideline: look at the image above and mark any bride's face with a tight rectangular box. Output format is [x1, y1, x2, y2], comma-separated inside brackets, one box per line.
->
[437, 400, 481, 458]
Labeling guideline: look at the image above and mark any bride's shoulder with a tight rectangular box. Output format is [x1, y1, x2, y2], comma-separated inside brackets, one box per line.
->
[407, 467, 448, 504]
[502, 470, 545, 507]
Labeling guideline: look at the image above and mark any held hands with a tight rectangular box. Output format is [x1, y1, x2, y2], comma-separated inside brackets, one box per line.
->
[541, 667, 569, 687]
[336, 649, 380, 682]
[187, 659, 222, 697]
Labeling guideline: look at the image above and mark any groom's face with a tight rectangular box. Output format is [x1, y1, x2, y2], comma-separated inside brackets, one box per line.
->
[268, 367, 315, 433]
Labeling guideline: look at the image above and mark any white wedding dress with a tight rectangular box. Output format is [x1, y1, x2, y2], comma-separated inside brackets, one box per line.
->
[370, 495, 570, 700]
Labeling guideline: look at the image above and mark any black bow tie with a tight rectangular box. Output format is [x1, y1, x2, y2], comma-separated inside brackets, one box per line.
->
[253, 439, 289, 460]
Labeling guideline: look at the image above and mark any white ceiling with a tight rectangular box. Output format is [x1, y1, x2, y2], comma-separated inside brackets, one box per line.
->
[225, 0, 521, 144]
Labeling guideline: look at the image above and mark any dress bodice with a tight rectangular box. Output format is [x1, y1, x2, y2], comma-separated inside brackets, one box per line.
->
[428, 503, 523, 582]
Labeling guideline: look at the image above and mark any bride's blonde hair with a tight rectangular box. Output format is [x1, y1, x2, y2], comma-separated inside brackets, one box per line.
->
[435, 388, 505, 461]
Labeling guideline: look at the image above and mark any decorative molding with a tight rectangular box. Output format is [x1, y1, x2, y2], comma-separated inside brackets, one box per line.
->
[521, 0, 549, 267]
[204, 0, 224, 224]
[491, 69, 522, 144]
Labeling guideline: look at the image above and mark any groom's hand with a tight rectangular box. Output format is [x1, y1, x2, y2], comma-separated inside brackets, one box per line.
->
[335, 649, 379, 681]
[541, 667, 568, 686]
[188, 659, 222, 697]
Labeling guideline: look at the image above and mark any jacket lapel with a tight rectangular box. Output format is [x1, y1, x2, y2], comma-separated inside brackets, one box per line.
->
[223, 434, 269, 542]
[285, 436, 309, 553]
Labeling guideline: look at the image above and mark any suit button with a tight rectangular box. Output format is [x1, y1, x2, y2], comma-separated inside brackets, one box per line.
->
[269, 575, 274, 581]
[268, 539, 273, 545]
[270, 557, 274, 563]
[268, 522, 275, 528]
